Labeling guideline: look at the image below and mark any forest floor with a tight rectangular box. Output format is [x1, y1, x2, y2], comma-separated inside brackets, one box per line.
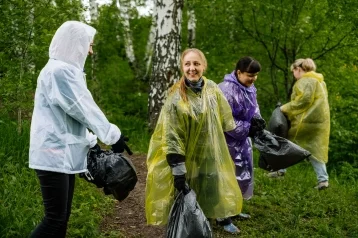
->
[99, 154, 166, 238]
[99, 154, 236, 238]
[98, 153, 358, 238]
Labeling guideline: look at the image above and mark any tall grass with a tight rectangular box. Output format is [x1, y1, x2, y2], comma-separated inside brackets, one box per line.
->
[0, 119, 120, 238]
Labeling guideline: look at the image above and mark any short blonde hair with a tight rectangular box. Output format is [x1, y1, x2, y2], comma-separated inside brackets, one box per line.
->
[290, 58, 316, 72]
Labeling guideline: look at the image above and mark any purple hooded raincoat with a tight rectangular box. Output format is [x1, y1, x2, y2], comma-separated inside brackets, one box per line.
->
[218, 71, 260, 199]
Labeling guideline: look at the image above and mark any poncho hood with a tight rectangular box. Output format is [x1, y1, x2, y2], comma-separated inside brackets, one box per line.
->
[223, 71, 257, 93]
[49, 21, 96, 70]
[302, 71, 324, 82]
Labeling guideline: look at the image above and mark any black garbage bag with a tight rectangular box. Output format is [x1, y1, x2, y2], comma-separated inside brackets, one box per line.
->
[80, 147, 137, 201]
[166, 189, 212, 238]
[268, 103, 290, 138]
[253, 130, 311, 171]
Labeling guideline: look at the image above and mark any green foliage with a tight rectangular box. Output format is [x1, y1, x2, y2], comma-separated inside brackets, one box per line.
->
[322, 61, 358, 166]
[85, 3, 150, 121]
[0, 120, 115, 238]
[0, 0, 83, 119]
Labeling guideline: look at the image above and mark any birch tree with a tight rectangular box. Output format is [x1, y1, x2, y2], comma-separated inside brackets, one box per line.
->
[89, 0, 98, 21]
[143, 3, 157, 80]
[89, 0, 98, 80]
[148, 0, 184, 129]
[117, 0, 138, 75]
[187, 4, 196, 47]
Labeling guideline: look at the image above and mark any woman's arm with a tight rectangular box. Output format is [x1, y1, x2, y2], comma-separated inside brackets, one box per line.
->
[49, 67, 120, 145]
[281, 78, 316, 117]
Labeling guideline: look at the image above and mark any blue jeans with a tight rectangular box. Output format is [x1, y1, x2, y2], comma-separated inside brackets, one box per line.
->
[278, 157, 328, 183]
[29, 170, 75, 238]
[309, 157, 329, 183]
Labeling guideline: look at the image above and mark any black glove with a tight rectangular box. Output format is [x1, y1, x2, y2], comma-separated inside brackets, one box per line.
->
[248, 115, 266, 137]
[174, 174, 190, 195]
[167, 154, 190, 194]
[174, 174, 186, 191]
[112, 135, 133, 155]
[91, 143, 101, 154]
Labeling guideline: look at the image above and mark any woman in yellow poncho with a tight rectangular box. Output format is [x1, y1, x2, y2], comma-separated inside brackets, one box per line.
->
[145, 48, 242, 234]
[279, 58, 330, 190]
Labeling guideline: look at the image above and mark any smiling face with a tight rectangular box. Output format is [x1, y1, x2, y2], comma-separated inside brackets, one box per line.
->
[182, 51, 205, 82]
[237, 70, 258, 87]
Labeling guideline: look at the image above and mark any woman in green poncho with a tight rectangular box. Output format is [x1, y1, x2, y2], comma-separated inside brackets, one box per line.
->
[145, 48, 243, 234]
[272, 58, 330, 190]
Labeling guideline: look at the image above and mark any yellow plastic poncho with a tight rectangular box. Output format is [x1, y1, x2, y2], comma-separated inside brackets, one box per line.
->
[145, 77, 243, 225]
[281, 71, 330, 163]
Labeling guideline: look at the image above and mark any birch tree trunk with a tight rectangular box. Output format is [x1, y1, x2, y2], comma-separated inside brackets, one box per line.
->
[143, 4, 157, 81]
[187, 7, 196, 47]
[89, 0, 98, 22]
[148, 0, 184, 130]
[117, 0, 137, 73]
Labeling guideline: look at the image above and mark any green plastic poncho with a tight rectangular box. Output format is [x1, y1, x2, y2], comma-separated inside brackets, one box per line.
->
[145, 77, 243, 225]
[281, 71, 330, 163]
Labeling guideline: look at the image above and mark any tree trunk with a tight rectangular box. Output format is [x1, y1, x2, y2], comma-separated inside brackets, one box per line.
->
[143, 4, 157, 81]
[89, 0, 98, 99]
[117, 0, 137, 74]
[187, 7, 196, 47]
[148, 0, 184, 130]
[89, 0, 98, 22]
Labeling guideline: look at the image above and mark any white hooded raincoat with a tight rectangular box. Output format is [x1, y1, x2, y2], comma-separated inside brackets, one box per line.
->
[29, 21, 120, 174]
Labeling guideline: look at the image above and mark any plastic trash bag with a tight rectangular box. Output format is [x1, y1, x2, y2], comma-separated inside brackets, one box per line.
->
[166, 189, 213, 238]
[267, 103, 290, 138]
[80, 147, 137, 201]
[253, 130, 311, 171]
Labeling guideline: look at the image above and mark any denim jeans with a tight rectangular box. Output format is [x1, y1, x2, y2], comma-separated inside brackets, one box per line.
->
[278, 157, 328, 183]
[29, 170, 75, 238]
[309, 157, 329, 183]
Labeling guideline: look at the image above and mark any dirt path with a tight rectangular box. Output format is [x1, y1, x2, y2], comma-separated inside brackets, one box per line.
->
[100, 154, 165, 238]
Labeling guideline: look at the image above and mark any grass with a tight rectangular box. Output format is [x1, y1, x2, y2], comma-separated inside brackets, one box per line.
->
[1, 117, 358, 237]
[0, 118, 136, 238]
[214, 160, 358, 237]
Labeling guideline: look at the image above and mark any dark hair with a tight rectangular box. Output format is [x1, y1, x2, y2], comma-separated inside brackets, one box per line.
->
[235, 56, 261, 75]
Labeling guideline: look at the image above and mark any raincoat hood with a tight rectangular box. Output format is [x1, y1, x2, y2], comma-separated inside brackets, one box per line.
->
[223, 71, 256, 93]
[49, 21, 96, 70]
[301, 71, 324, 82]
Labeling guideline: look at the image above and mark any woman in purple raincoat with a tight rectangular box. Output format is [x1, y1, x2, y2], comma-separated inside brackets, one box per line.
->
[218, 56, 262, 218]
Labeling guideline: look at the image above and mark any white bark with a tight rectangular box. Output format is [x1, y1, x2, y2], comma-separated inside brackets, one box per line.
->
[89, 0, 98, 84]
[89, 0, 98, 22]
[118, 0, 136, 65]
[187, 8, 196, 47]
[143, 3, 157, 80]
[148, 0, 184, 129]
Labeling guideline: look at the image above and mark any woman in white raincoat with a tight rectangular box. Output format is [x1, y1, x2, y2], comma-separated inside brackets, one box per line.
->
[272, 58, 330, 190]
[145, 48, 243, 234]
[29, 21, 128, 237]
